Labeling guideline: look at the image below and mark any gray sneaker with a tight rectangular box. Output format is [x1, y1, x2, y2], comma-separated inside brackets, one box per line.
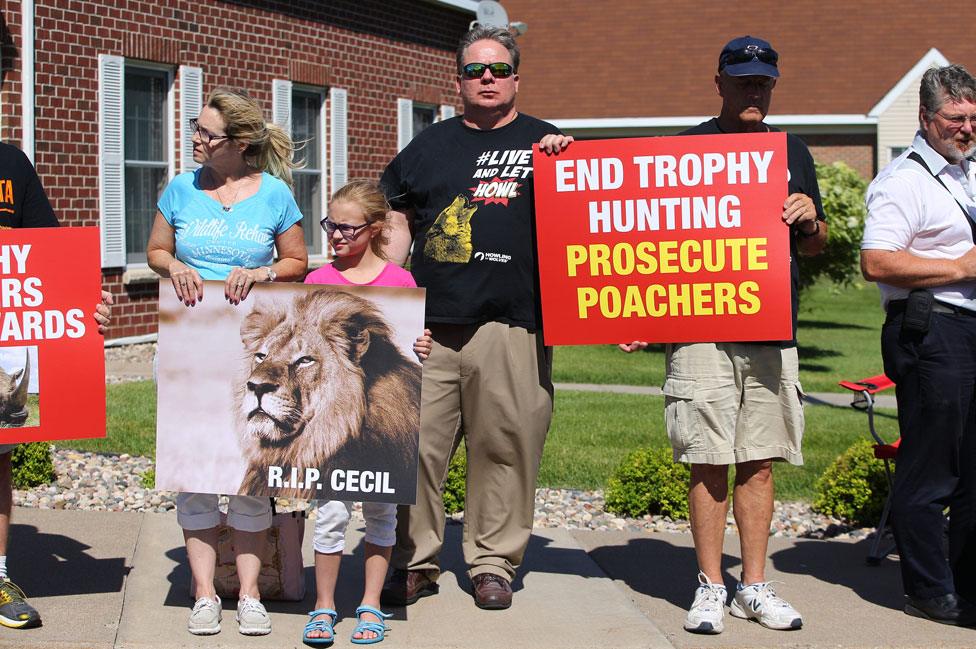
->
[187, 596, 221, 635]
[236, 595, 271, 636]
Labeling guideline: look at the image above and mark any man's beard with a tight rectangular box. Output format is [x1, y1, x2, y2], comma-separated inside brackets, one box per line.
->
[943, 136, 976, 163]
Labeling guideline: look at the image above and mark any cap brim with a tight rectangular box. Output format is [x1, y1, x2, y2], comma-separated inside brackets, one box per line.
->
[723, 61, 780, 78]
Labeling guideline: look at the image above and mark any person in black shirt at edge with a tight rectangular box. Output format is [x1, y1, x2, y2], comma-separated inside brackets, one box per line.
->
[620, 36, 827, 636]
[0, 141, 112, 629]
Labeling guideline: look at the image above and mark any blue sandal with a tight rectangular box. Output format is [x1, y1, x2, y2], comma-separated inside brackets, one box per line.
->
[303, 608, 338, 646]
[350, 605, 392, 645]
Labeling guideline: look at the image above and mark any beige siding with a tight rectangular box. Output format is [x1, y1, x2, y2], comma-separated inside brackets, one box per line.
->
[877, 78, 923, 171]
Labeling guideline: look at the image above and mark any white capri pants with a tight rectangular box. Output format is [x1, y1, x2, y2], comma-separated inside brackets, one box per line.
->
[177, 492, 272, 533]
[314, 500, 396, 553]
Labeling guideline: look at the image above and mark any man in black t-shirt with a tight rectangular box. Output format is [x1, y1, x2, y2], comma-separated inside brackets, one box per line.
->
[0, 143, 111, 629]
[646, 37, 827, 635]
[379, 27, 571, 611]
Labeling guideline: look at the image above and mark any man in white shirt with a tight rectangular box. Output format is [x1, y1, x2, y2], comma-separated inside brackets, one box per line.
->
[862, 64, 976, 627]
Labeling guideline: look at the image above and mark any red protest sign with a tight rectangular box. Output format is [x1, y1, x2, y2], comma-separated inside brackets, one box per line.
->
[533, 133, 791, 345]
[0, 227, 105, 444]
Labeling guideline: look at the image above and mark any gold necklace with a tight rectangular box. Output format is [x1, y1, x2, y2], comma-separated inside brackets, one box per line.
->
[213, 177, 243, 212]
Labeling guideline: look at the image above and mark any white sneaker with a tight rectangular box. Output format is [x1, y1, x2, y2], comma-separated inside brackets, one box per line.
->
[729, 580, 803, 630]
[187, 595, 221, 635]
[236, 595, 272, 636]
[684, 572, 727, 634]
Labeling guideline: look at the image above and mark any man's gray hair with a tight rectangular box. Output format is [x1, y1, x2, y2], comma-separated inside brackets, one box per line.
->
[920, 64, 976, 114]
[456, 26, 519, 73]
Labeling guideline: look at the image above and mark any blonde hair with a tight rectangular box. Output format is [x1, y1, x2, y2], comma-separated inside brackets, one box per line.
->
[329, 180, 391, 258]
[207, 87, 301, 187]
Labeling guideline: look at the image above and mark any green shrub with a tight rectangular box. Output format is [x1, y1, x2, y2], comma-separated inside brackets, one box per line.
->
[605, 447, 690, 519]
[801, 162, 869, 290]
[10, 442, 55, 488]
[140, 467, 155, 489]
[442, 447, 466, 514]
[812, 439, 889, 526]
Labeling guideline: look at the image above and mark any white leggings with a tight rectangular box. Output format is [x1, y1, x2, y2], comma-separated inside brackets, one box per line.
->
[313, 500, 396, 553]
[176, 492, 272, 532]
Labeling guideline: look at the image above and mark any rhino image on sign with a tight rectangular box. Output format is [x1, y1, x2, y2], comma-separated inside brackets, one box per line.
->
[0, 348, 31, 428]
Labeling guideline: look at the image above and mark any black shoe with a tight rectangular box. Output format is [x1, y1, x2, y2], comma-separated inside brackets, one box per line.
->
[380, 569, 439, 606]
[904, 593, 976, 626]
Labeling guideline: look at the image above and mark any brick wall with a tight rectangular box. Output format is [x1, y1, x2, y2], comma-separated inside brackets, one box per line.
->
[1, 0, 468, 339]
[797, 133, 877, 179]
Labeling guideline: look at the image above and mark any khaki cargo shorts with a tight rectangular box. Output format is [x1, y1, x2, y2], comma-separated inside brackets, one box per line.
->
[663, 342, 805, 466]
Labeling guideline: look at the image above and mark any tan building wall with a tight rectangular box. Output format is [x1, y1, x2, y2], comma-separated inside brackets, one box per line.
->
[877, 78, 923, 171]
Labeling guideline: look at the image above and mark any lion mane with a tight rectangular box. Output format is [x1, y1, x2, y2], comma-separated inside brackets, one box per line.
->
[236, 289, 420, 499]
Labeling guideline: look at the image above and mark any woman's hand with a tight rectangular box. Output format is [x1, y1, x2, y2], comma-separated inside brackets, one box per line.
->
[94, 290, 114, 335]
[170, 261, 203, 306]
[225, 267, 266, 305]
[618, 341, 649, 353]
[413, 328, 433, 362]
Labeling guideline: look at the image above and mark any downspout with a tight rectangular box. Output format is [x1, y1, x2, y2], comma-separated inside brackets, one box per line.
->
[21, 0, 35, 162]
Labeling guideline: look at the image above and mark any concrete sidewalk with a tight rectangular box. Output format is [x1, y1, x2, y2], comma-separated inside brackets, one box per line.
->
[2, 507, 973, 649]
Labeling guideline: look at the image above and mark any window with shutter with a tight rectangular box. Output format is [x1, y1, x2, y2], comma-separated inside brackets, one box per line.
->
[179, 66, 203, 172]
[330, 88, 348, 192]
[98, 54, 126, 268]
[123, 66, 171, 265]
[291, 86, 325, 256]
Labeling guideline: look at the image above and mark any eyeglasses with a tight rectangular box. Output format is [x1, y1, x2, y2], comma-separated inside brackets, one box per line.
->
[460, 62, 515, 79]
[720, 45, 779, 69]
[935, 111, 976, 129]
[188, 118, 231, 144]
[321, 218, 370, 240]
[727, 75, 776, 90]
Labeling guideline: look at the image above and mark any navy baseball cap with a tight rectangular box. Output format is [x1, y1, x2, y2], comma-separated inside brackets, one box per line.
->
[718, 36, 779, 78]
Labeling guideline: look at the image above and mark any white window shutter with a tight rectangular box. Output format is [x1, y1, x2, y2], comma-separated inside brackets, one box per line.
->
[179, 66, 203, 172]
[330, 87, 348, 190]
[98, 54, 126, 268]
[272, 78, 293, 135]
[440, 104, 455, 121]
[397, 98, 413, 152]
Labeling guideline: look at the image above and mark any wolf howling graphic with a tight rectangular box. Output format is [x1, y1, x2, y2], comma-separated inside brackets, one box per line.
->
[424, 195, 477, 263]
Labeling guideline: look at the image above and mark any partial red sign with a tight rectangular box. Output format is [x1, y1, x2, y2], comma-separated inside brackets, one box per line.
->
[0, 227, 105, 443]
[533, 133, 791, 345]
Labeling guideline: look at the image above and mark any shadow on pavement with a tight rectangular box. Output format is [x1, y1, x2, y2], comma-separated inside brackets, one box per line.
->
[770, 537, 904, 611]
[582, 536, 738, 607]
[9, 523, 129, 596]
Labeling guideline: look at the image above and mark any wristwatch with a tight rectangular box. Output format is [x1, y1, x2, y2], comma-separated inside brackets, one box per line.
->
[265, 267, 277, 282]
[798, 219, 821, 238]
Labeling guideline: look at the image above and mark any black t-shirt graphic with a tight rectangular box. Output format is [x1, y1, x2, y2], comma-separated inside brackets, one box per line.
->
[381, 114, 560, 331]
[0, 143, 59, 229]
[680, 119, 826, 343]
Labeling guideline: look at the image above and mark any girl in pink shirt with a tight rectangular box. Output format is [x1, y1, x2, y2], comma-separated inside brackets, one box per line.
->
[302, 181, 430, 646]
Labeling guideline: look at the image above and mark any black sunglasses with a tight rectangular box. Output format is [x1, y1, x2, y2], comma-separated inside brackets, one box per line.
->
[461, 62, 515, 79]
[720, 45, 778, 69]
[320, 218, 370, 240]
[188, 118, 231, 144]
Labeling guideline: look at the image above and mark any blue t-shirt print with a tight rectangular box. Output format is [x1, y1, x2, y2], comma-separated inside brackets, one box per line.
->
[157, 170, 303, 280]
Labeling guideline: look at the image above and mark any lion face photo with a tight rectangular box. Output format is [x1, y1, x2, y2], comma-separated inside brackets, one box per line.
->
[236, 289, 421, 500]
[154, 281, 424, 503]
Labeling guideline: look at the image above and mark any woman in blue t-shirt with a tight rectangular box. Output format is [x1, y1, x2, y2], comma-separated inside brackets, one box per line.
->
[147, 87, 307, 637]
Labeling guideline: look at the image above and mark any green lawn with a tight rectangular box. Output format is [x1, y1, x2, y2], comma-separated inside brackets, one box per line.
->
[540, 390, 894, 501]
[59, 381, 156, 457]
[552, 279, 887, 393]
[64, 379, 891, 502]
[57, 279, 892, 502]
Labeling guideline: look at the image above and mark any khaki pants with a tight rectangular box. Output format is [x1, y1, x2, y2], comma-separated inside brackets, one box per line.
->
[393, 321, 553, 581]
